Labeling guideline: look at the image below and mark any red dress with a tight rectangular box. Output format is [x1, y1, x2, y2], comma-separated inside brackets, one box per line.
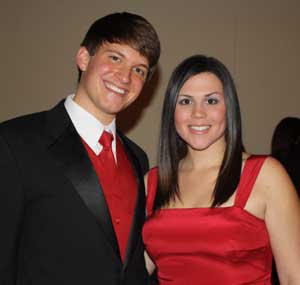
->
[142, 156, 273, 284]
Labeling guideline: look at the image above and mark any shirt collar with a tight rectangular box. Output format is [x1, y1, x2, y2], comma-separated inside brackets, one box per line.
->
[64, 94, 116, 156]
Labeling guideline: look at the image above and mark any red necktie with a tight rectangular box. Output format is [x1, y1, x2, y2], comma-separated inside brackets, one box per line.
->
[98, 131, 116, 178]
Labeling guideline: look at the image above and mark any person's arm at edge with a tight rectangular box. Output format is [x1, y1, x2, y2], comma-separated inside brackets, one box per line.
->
[262, 157, 300, 284]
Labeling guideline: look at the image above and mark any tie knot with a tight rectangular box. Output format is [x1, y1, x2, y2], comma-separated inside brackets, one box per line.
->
[99, 131, 114, 150]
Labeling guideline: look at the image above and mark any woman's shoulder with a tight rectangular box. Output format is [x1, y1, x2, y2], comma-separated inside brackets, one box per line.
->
[243, 153, 287, 182]
[145, 167, 159, 215]
[241, 153, 268, 174]
[144, 167, 158, 184]
[148, 166, 158, 175]
[252, 155, 295, 198]
[257, 155, 288, 180]
[144, 167, 158, 195]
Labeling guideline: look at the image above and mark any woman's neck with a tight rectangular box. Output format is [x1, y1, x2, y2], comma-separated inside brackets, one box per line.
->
[180, 140, 226, 171]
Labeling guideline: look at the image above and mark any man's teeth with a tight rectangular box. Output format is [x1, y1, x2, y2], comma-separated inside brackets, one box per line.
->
[105, 82, 125, 94]
[190, 125, 210, 131]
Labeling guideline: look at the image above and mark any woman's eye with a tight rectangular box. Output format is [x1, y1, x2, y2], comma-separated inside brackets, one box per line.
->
[178, 98, 192, 105]
[207, 97, 218, 105]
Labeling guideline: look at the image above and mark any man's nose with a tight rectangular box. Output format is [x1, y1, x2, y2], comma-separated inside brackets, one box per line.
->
[117, 65, 131, 84]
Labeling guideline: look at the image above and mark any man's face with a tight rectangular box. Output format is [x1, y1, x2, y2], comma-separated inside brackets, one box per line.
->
[75, 42, 149, 124]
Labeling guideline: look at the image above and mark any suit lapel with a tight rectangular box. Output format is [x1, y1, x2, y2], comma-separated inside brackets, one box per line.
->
[45, 101, 121, 261]
[118, 132, 146, 270]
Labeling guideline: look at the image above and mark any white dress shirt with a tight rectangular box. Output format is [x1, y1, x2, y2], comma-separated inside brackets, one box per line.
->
[64, 94, 117, 161]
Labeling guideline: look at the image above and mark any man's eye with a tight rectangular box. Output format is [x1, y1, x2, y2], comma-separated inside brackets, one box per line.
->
[109, 55, 120, 62]
[134, 67, 146, 78]
[178, 98, 192, 105]
[207, 98, 218, 105]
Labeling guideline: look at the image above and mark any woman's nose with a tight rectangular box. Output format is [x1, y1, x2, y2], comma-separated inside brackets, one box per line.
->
[192, 104, 206, 118]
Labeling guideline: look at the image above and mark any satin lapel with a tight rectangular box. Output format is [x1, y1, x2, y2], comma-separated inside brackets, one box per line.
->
[118, 133, 146, 270]
[45, 101, 121, 261]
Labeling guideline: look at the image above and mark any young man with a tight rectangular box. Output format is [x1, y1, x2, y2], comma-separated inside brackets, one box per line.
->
[0, 12, 160, 285]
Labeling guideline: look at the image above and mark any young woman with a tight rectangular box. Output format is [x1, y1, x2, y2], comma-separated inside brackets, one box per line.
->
[143, 55, 300, 284]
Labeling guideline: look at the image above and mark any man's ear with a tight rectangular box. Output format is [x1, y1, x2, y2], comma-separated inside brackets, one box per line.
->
[76, 46, 90, 71]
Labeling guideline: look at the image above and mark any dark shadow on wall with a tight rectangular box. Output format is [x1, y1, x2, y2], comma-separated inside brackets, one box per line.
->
[117, 66, 161, 134]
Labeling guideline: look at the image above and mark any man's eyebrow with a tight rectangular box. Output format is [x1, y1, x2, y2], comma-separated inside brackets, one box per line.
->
[138, 63, 149, 70]
[105, 49, 149, 69]
[106, 49, 125, 57]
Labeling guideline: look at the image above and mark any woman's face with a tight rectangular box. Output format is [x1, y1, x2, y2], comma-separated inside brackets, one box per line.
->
[174, 72, 226, 152]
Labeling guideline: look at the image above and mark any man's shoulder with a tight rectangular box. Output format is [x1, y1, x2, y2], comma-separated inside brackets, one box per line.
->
[0, 100, 66, 139]
[0, 112, 50, 153]
[0, 111, 47, 135]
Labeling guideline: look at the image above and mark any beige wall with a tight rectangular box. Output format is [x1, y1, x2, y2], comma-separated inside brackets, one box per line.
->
[1, 0, 299, 166]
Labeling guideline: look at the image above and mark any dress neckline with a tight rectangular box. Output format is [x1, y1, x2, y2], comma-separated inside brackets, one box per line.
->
[156, 205, 265, 223]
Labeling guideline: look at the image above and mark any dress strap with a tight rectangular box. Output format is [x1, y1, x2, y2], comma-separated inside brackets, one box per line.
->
[146, 167, 158, 216]
[234, 155, 268, 208]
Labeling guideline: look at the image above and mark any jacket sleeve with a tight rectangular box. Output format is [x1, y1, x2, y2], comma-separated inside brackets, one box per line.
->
[0, 134, 24, 284]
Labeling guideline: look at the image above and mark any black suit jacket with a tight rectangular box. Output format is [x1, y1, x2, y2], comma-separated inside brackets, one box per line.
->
[0, 101, 149, 285]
